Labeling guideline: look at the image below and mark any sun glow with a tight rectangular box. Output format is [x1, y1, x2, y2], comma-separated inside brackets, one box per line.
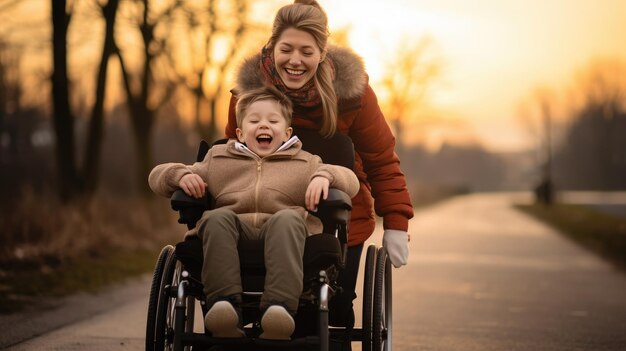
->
[5, 0, 626, 153]
[325, 2, 466, 84]
[320, 0, 626, 151]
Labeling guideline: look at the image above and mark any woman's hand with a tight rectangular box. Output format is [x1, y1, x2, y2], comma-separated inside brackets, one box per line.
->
[383, 230, 409, 268]
[305, 176, 330, 211]
[179, 173, 207, 199]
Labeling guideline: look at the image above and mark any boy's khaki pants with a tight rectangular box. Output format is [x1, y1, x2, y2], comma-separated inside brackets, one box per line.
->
[196, 208, 307, 314]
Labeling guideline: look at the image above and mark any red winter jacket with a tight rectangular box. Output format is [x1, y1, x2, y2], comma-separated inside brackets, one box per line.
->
[225, 45, 414, 246]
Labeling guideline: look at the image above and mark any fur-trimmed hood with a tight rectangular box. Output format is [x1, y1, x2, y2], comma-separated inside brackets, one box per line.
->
[235, 45, 367, 101]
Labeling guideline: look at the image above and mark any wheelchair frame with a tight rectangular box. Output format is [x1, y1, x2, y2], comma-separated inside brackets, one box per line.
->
[145, 134, 393, 351]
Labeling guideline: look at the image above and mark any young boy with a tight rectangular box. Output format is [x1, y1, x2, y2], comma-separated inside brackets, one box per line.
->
[148, 85, 359, 340]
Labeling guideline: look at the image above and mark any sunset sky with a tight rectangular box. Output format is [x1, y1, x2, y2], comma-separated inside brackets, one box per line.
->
[4, 0, 625, 153]
[315, 0, 626, 152]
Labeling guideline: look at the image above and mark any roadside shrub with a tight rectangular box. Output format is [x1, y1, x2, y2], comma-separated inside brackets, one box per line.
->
[0, 187, 181, 268]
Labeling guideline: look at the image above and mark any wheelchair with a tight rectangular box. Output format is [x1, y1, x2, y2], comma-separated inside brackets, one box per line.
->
[145, 129, 393, 351]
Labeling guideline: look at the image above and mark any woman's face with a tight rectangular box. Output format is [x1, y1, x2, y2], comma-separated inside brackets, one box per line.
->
[273, 27, 322, 90]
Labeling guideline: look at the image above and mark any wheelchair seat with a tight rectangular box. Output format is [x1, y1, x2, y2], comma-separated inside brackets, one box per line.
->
[174, 232, 343, 292]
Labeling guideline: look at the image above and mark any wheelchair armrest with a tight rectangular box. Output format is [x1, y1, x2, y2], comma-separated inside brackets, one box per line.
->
[170, 189, 212, 230]
[317, 188, 353, 212]
[171, 189, 210, 210]
[309, 188, 352, 239]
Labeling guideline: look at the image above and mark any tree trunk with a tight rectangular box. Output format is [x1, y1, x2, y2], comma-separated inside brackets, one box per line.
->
[115, 0, 157, 196]
[207, 97, 218, 144]
[83, 0, 119, 194]
[130, 105, 154, 195]
[193, 72, 204, 138]
[51, 0, 78, 201]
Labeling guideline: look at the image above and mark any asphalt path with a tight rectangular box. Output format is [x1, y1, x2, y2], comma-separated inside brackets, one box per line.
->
[3, 192, 626, 350]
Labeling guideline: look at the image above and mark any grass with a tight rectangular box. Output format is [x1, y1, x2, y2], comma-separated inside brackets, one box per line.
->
[0, 249, 159, 313]
[515, 202, 626, 270]
[0, 189, 182, 314]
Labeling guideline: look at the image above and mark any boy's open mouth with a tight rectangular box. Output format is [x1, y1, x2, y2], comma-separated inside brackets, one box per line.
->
[257, 134, 273, 145]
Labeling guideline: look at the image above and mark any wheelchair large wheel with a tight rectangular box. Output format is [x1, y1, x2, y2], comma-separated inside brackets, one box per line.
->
[361, 244, 377, 351]
[154, 252, 182, 351]
[372, 247, 392, 351]
[146, 245, 174, 351]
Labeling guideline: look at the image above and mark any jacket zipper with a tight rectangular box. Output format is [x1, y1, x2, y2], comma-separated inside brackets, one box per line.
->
[253, 160, 262, 227]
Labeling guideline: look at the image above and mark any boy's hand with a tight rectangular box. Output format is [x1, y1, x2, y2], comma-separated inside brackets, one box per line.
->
[179, 173, 207, 199]
[305, 177, 330, 211]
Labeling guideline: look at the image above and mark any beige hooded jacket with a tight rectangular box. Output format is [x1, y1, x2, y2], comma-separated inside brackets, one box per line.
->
[149, 138, 359, 234]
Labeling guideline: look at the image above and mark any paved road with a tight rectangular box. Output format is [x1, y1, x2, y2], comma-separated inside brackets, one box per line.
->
[388, 193, 626, 351]
[2, 275, 152, 350]
[4, 193, 626, 350]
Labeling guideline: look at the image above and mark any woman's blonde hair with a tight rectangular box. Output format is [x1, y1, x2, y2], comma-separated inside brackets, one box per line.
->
[269, 0, 337, 137]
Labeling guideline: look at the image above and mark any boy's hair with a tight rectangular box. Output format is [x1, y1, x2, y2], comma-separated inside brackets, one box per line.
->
[235, 85, 294, 127]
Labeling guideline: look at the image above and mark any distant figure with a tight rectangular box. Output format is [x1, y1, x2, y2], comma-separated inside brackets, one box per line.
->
[534, 177, 554, 205]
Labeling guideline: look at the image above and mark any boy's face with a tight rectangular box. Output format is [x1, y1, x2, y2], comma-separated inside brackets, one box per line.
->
[236, 99, 292, 157]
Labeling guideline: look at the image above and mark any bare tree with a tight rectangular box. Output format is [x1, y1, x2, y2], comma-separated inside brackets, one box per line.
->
[51, 0, 79, 201]
[533, 88, 555, 203]
[165, 0, 249, 143]
[49, 0, 124, 199]
[0, 40, 22, 162]
[555, 58, 626, 190]
[574, 58, 626, 111]
[380, 36, 441, 153]
[82, 0, 120, 194]
[517, 86, 559, 203]
[115, 0, 181, 194]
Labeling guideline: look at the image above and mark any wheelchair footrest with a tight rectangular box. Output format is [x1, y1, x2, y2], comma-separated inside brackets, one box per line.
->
[182, 332, 323, 350]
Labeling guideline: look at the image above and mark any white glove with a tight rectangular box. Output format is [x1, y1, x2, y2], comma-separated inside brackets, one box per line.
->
[383, 229, 409, 268]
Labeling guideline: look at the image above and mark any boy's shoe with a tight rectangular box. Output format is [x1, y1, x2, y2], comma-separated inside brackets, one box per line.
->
[204, 300, 245, 338]
[259, 305, 295, 340]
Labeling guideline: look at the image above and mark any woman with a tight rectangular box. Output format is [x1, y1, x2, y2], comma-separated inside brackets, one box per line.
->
[224, 0, 414, 346]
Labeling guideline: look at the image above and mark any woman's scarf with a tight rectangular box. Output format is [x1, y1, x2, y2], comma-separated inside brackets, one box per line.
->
[260, 44, 322, 108]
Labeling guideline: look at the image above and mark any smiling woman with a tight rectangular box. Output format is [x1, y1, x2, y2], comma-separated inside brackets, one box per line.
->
[224, 3, 415, 349]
